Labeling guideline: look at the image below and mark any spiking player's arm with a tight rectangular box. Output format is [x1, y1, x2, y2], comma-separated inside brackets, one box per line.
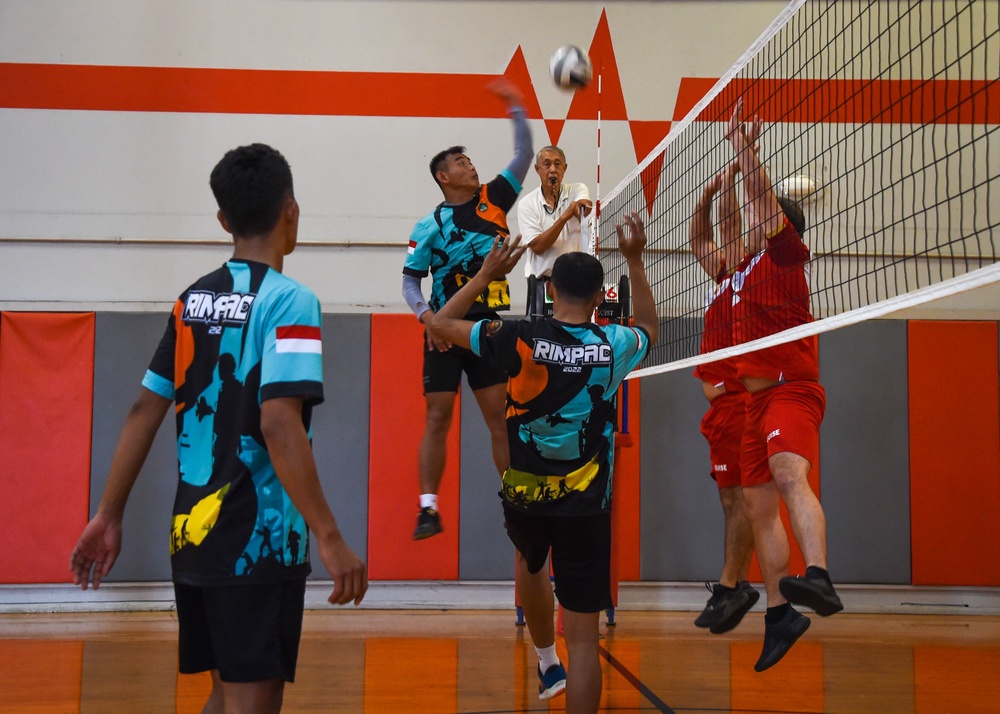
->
[489, 79, 533, 185]
[430, 235, 526, 349]
[615, 213, 659, 344]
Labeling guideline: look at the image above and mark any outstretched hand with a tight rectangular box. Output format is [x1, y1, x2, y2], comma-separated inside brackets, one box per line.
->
[70, 512, 122, 590]
[726, 97, 744, 143]
[480, 234, 526, 281]
[615, 212, 648, 261]
[487, 78, 524, 109]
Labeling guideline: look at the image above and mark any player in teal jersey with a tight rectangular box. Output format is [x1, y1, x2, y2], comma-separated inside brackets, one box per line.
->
[402, 78, 533, 539]
[71, 143, 366, 714]
[432, 213, 658, 713]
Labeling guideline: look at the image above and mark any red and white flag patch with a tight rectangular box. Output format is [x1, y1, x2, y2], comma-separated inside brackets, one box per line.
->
[275, 325, 322, 354]
[407, 239, 417, 255]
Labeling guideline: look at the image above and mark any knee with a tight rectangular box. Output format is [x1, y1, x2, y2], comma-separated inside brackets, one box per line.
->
[424, 402, 454, 433]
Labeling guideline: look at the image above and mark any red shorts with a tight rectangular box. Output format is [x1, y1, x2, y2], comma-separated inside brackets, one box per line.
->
[700, 391, 748, 489]
[741, 381, 826, 487]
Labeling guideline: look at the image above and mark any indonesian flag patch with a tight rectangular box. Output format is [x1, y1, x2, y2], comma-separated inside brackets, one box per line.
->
[407, 239, 417, 255]
[275, 325, 322, 354]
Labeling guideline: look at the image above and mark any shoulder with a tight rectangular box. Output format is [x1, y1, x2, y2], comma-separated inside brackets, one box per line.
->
[493, 169, 522, 195]
[566, 182, 590, 199]
[516, 186, 542, 212]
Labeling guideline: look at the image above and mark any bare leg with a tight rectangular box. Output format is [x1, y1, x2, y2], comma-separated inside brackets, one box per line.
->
[418, 391, 456, 494]
[516, 552, 555, 649]
[200, 671, 224, 714]
[742, 481, 788, 606]
[718, 485, 755, 586]
[561, 609, 602, 714]
[217, 677, 285, 714]
[473, 383, 510, 476]
[770, 451, 827, 569]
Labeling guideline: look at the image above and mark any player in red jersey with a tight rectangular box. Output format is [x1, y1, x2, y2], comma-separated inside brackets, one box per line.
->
[689, 160, 758, 635]
[726, 98, 843, 673]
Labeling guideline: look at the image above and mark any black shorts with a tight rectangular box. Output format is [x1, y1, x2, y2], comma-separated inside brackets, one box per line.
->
[423, 328, 507, 393]
[502, 503, 612, 614]
[174, 578, 307, 683]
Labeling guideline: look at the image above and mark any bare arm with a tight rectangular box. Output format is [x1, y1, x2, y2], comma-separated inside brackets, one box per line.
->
[430, 235, 526, 349]
[726, 98, 783, 240]
[615, 213, 659, 344]
[716, 162, 743, 256]
[527, 197, 593, 255]
[261, 397, 368, 606]
[689, 174, 724, 277]
[70, 387, 171, 590]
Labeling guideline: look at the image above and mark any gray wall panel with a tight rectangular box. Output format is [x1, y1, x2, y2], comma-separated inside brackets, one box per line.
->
[820, 320, 911, 584]
[459, 381, 513, 579]
[640, 370, 727, 581]
[310, 314, 371, 577]
[91, 313, 176, 582]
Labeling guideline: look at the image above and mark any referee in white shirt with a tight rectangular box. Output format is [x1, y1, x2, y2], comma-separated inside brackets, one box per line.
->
[516, 146, 593, 320]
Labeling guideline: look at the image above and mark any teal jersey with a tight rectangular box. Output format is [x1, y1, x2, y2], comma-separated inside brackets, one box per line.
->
[403, 170, 521, 317]
[472, 317, 650, 515]
[143, 260, 323, 586]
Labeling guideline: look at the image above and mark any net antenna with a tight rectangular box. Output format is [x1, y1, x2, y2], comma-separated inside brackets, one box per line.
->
[598, 0, 1000, 379]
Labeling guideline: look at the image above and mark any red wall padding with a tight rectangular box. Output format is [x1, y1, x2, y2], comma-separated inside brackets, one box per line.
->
[0, 312, 95, 583]
[908, 321, 1000, 586]
[367, 314, 460, 579]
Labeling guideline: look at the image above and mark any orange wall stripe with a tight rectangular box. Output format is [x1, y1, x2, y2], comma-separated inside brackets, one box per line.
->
[908, 321, 1000, 586]
[367, 314, 460, 580]
[0, 57, 543, 118]
[674, 77, 1000, 125]
[0, 312, 94, 584]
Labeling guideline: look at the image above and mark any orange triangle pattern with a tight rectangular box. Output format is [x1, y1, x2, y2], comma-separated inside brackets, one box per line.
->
[628, 121, 673, 215]
[567, 9, 628, 121]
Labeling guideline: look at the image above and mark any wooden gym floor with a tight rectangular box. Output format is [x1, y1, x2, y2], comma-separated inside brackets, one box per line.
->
[1, 609, 998, 713]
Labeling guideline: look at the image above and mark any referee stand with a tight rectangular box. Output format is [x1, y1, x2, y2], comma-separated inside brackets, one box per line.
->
[515, 274, 633, 631]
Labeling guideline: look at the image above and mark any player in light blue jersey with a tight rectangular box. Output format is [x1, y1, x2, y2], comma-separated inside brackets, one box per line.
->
[71, 143, 367, 714]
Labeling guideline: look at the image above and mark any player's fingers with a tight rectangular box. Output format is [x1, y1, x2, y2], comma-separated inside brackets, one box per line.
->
[355, 569, 369, 606]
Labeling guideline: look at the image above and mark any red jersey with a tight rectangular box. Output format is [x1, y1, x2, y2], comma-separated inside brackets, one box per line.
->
[693, 263, 744, 392]
[732, 220, 819, 382]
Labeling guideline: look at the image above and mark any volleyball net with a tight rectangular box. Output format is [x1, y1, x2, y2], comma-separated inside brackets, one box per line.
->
[596, 0, 999, 378]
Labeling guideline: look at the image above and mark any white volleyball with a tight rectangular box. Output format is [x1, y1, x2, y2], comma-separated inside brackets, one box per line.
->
[549, 45, 593, 91]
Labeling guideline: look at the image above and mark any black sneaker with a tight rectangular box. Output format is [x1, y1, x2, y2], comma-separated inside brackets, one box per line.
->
[779, 573, 843, 616]
[412, 507, 443, 540]
[754, 607, 811, 672]
[710, 581, 760, 635]
[694, 582, 727, 629]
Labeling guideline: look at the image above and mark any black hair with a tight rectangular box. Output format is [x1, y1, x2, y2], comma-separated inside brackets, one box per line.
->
[777, 195, 806, 237]
[209, 143, 293, 238]
[551, 252, 604, 302]
[429, 145, 466, 187]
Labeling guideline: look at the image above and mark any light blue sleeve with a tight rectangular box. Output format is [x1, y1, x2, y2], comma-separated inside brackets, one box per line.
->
[259, 281, 324, 403]
[468, 319, 491, 357]
[141, 370, 174, 399]
[609, 325, 650, 386]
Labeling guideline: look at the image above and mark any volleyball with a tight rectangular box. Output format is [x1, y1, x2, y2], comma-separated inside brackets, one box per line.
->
[549, 45, 592, 91]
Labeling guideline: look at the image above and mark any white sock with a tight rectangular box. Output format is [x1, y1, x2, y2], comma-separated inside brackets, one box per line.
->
[536, 644, 560, 671]
[420, 494, 438, 510]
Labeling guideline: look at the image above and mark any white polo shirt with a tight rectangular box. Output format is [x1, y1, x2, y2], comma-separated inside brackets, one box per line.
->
[516, 182, 591, 278]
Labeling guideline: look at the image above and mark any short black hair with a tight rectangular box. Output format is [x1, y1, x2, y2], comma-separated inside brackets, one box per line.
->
[551, 252, 604, 302]
[429, 145, 466, 187]
[209, 143, 293, 238]
[777, 195, 806, 237]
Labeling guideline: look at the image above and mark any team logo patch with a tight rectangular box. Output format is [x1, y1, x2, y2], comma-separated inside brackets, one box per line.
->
[183, 290, 256, 326]
[531, 339, 612, 366]
[478, 202, 488, 212]
[407, 239, 417, 255]
[275, 325, 322, 354]
[485, 319, 504, 337]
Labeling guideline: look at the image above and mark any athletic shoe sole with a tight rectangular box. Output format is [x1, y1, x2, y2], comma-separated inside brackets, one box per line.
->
[779, 576, 844, 616]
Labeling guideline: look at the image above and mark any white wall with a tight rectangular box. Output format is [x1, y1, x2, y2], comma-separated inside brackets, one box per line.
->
[0, 0, 787, 311]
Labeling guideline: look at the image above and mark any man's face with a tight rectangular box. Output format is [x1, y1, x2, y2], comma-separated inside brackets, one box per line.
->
[438, 153, 479, 192]
[535, 150, 567, 189]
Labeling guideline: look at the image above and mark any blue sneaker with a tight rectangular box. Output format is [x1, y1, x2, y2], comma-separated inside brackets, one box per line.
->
[538, 663, 567, 700]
